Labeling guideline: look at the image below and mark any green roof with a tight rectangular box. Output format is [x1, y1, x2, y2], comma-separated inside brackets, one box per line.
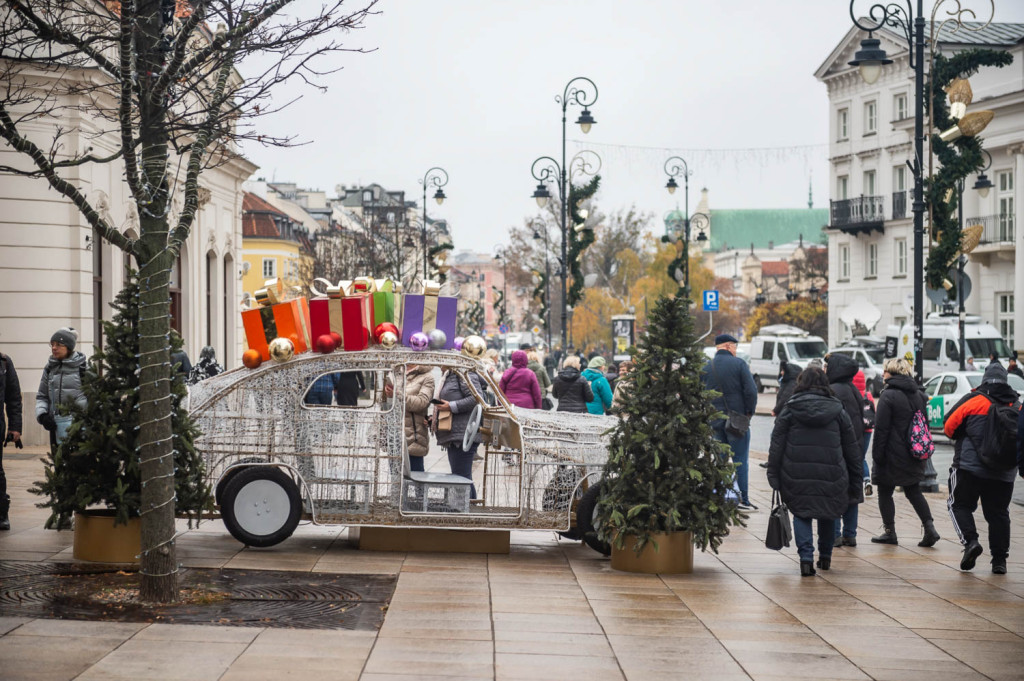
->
[707, 209, 828, 252]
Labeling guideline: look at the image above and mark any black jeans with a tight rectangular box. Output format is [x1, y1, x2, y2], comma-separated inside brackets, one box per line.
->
[947, 467, 1013, 561]
[877, 482, 932, 527]
[446, 442, 479, 499]
[0, 444, 7, 515]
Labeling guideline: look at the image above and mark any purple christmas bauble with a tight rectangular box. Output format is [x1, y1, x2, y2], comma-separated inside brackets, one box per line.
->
[410, 331, 429, 351]
[453, 336, 465, 352]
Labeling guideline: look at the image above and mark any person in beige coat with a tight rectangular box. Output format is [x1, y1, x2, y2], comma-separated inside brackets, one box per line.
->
[395, 364, 435, 472]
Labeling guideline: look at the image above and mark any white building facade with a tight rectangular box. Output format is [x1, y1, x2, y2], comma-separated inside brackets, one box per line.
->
[815, 22, 1024, 351]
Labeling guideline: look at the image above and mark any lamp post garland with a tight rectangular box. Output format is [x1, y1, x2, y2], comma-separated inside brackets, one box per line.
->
[419, 167, 448, 281]
[530, 76, 599, 351]
[847, 0, 1005, 383]
[533, 223, 553, 351]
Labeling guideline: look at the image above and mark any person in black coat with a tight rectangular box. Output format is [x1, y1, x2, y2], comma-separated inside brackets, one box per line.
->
[0, 350, 23, 531]
[701, 334, 758, 509]
[772, 360, 800, 416]
[334, 371, 365, 407]
[870, 358, 939, 547]
[552, 356, 593, 413]
[825, 353, 867, 547]
[767, 368, 861, 576]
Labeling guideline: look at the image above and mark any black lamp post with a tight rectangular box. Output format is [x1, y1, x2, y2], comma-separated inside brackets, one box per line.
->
[533, 225, 554, 351]
[847, 4, 925, 381]
[663, 156, 694, 291]
[529, 76, 599, 351]
[419, 167, 448, 280]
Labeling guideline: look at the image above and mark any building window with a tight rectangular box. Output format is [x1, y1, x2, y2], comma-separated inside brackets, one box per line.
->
[837, 108, 849, 140]
[863, 170, 876, 196]
[894, 238, 907, 277]
[837, 175, 849, 200]
[839, 244, 850, 281]
[866, 243, 878, 278]
[997, 170, 1015, 241]
[998, 293, 1015, 349]
[893, 165, 906, 192]
[864, 100, 877, 134]
[894, 93, 907, 120]
[92, 228, 103, 352]
[262, 257, 276, 279]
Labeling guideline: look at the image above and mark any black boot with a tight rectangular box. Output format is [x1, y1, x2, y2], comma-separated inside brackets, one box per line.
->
[816, 556, 831, 571]
[800, 561, 816, 577]
[960, 539, 983, 571]
[871, 526, 898, 545]
[918, 520, 940, 547]
[0, 496, 8, 531]
[0, 514, 8, 531]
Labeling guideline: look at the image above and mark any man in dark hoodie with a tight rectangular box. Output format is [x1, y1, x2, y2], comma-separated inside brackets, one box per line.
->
[825, 353, 867, 547]
[944, 363, 1022, 574]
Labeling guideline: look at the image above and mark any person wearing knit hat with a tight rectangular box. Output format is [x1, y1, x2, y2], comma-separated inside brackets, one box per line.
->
[582, 356, 613, 415]
[36, 328, 87, 454]
[943, 358, 1020, 574]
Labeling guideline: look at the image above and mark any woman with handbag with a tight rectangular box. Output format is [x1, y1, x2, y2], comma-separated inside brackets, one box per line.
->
[434, 369, 488, 498]
[386, 364, 434, 473]
[767, 368, 862, 577]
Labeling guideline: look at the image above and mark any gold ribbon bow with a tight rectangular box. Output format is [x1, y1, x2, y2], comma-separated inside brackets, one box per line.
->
[254, 278, 283, 307]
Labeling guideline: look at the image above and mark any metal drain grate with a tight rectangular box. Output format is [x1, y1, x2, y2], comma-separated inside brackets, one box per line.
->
[0, 562, 396, 630]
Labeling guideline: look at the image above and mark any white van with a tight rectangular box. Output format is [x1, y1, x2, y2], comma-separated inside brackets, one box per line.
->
[885, 315, 1013, 379]
[748, 325, 829, 392]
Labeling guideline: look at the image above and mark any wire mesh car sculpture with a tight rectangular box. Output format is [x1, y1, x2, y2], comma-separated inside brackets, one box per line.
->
[189, 349, 616, 552]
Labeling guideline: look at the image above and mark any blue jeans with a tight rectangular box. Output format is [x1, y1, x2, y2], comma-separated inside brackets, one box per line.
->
[834, 503, 859, 539]
[862, 433, 871, 479]
[446, 442, 479, 498]
[409, 456, 424, 473]
[713, 422, 751, 504]
[792, 516, 835, 563]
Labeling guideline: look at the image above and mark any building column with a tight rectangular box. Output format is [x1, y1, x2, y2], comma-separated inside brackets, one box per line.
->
[1014, 147, 1024, 354]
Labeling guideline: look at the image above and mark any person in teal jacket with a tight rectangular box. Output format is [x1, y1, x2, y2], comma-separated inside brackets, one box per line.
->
[582, 356, 613, 415]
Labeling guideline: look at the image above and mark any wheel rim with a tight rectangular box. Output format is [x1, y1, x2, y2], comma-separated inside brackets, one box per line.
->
[232, 479, 291, 536]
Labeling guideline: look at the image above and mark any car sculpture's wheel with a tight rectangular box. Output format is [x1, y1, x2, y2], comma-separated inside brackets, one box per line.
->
[463, 403, 483, 451]
[575, 483, 611, 556]
[542, 466, 582, 512]
[221, 467, 302, 548]
[753, 375, 765, 393]
[215, 458, 266, 505]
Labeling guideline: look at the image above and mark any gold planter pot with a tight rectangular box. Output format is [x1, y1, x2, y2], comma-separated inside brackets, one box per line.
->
[73, 511, 141, 563]
[610, 530, 693, 574]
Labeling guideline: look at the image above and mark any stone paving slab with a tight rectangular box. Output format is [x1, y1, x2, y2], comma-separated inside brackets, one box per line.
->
[1, 447, 1023, 680]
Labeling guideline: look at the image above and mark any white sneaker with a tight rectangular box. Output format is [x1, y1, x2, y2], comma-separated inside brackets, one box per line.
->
[863, 479, 873, 497]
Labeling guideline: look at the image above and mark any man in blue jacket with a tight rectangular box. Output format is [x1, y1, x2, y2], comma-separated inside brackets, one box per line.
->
[702, 334, 759, 510]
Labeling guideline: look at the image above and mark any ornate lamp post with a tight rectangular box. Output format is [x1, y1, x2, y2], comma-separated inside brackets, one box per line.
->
[533, 224, 554, 351]
[529, 76, 599, 350]
[419, 167, 448, 280]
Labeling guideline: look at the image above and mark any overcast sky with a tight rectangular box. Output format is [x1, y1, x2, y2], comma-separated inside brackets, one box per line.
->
[241, 0, 1024, 255]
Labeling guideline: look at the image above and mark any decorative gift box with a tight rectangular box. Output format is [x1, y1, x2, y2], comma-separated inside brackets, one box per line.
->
[241, 279, 311, 360]
[401, 280, 458, 349]
[309, 278, 348, 345]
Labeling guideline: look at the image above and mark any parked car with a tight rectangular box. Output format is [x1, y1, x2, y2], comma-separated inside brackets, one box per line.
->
[748, 326, 828, 392]
[922, 370, 1024, 431]
[828, 345, 886, 397]
[188, 349, 616, 552]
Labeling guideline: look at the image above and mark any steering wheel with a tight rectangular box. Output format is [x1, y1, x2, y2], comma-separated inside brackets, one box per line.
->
[463, 403, 483, 451]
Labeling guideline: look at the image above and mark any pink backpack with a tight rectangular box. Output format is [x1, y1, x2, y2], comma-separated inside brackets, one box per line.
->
[907, 409, 934, 460]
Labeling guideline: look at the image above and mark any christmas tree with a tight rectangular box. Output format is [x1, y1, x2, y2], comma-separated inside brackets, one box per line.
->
[595, 293, 742, 553]
[31, 275, 210, 527]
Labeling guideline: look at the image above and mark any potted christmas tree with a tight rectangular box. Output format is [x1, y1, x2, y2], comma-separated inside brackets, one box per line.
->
[31, 275, 210, 562]
[595, 293, 743, 573]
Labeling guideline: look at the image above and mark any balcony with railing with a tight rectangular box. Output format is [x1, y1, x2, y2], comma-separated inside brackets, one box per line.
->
[830, 195, 885, 235]
[964, 214, 1015, 247]
[892, 190, 909, 220]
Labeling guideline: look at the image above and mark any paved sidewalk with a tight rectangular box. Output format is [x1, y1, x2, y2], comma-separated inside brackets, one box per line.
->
[1, 447, 1022, 680]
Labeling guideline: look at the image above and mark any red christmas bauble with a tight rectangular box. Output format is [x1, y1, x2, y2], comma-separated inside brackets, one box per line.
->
[374, 322, 399, 343]
[316, 334, 337, 354]
[242, 348, 263, 369]
[329, 331, 342, 348]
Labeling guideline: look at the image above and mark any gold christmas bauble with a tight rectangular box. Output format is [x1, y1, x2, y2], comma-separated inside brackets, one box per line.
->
[379, 331, 398, 349]
[461, 335, 487, 358]
[269, 337, 295, 362]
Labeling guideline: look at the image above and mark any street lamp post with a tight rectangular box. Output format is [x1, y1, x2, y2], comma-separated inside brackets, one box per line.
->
[419, 167, 448, 280]
[533, 224, 553, 351]
[663, 156, 693, 292]
[529, 77, 598, 351]
[494, 251, 508, 358]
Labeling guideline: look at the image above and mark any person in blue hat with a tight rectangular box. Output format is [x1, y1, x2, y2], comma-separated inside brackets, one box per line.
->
[701, 333, 758, 510]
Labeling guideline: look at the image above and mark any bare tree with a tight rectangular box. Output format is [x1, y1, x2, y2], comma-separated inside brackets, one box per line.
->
[0, 0, 377, 602]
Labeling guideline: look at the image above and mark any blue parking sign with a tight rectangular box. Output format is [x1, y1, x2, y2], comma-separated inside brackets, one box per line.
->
[703, 290, 719, 311]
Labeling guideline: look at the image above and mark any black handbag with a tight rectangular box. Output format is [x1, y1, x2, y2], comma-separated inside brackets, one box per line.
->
[541, 396, 554, 411]
[765, 489, 792, 551]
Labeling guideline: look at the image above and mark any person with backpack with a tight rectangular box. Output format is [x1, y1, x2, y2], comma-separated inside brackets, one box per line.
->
[824, 353, 867, 547]
[943, 362, 1022, 574]
[582, 356, 613, 415]
[870, 358, 940, 548]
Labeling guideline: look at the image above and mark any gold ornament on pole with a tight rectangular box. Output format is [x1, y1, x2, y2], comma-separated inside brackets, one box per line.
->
[960, 223, 984, 254]
[938, 110, 994, 142]
[945, 78, 973, 120]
